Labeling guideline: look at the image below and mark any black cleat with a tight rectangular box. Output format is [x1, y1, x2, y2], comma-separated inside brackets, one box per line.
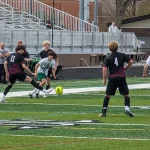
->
[36, 93, 39, 99]
[125, 110, 134, 117]
[29, 94, 33, 98]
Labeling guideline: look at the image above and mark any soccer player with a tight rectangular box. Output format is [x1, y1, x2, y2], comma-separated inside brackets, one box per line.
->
[39, 40, 58, 90]
[29, 51, 56, 98]
[0, 45, 51, 102]
[100, 41, 134, 117]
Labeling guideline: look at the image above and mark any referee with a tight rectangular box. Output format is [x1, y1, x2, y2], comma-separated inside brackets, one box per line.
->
[100, 41, 134, 117]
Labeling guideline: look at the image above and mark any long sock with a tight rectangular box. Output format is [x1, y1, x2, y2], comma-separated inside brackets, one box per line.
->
[4, 85, 13, 96]
[124, 96, 130, 111]
[102, 96, 110, 114]
[46, 85, 50, 90]
[30, 80, 43, 91]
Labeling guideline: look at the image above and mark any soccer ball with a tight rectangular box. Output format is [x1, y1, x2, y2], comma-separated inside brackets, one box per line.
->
[55, 86, 63, 95]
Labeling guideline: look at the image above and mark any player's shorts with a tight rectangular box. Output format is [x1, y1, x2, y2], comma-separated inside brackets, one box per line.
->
[9, 73, 27, 84]
[37, 73, 46, 81]
[106, 77, 129, 95]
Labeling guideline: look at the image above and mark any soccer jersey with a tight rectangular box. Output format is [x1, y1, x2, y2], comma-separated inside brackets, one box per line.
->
[40, 49, 57, 59]
[7, 53, 25, 75]
[103, 52, 131, 78]
[37, 58, 55, 76]
[146, 56, 150, 66]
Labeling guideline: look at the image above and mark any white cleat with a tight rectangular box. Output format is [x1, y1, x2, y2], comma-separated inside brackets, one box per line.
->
[0, 98, 7, 103]
[44, 87, 54, 97]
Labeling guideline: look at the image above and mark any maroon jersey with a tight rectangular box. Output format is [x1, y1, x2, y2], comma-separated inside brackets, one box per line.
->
[103, 52, 131, 78]
[7, 53, 25, 75]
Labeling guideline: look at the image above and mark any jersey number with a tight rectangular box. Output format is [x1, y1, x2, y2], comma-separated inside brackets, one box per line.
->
[114, 57, 118, 66]
[10, 55, 15, 62]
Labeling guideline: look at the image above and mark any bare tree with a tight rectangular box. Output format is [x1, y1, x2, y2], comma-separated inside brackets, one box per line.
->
[115, 0, 132, 28]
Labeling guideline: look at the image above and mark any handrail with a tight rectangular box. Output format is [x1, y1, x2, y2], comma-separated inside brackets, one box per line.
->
[1, 0, 99, 31]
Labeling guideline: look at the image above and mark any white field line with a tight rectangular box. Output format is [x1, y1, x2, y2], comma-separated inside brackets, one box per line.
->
[1, 134, 150, 140]
[1, 103, 150, 109]
[1, 83, 150, 98]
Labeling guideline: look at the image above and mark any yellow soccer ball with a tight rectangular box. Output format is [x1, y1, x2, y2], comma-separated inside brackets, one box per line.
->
[55, 86, 63, 95]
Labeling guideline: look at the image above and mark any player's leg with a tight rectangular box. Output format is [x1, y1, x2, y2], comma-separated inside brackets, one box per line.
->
[22, 73, 52, 96]
[0, 74, 16, 102]
[100, 78, 117, 117]
[29, 73, 45, 98]
[46, 68, 53, 90]
[118, 78, 134, 117]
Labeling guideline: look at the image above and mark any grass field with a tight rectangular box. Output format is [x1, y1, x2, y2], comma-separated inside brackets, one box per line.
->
[0, 77, 150, 150]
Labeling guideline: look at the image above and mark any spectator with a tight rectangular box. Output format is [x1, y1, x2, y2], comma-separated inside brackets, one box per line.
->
[0, 42, 9, 84]
[108, 22, 120, 33]
[17, 40, 31, 62]
[46, 18, 52, 29]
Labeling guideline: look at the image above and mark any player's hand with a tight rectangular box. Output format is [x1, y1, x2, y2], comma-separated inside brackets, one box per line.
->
[103, 80, 107, 85]
[124, 66, 127, 70]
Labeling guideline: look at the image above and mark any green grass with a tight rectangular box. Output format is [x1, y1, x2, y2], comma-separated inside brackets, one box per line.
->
[1, 77, 150, 92]
[0, 78, 150, 149]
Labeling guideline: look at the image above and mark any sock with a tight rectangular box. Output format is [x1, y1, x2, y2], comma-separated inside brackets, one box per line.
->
[30, 80, 43, 91]
[4, 85, 13, 96]
[46, 85, 50, 90]
[102, 96, 110, 114]
[124, 96, 130, 111]
[36, 89, 40, 94]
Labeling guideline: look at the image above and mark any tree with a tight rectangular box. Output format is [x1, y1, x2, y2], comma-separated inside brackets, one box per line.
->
[115, 0, 132, 28]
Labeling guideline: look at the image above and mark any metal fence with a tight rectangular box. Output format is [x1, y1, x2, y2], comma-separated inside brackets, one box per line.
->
[1, 0, 99, 31]
[0, 29, 138, 54]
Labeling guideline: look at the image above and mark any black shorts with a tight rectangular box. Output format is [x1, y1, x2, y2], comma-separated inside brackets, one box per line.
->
[9, 73, 27, 84]
[106, 77, 129, 95]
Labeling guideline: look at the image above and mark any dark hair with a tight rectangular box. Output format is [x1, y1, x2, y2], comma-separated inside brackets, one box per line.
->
[47, 51, 55, 57]
[15, 45, 25, 52]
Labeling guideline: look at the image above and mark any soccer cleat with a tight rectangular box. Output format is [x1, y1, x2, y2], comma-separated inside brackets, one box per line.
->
[29, 93, 33, 98]
[35, 93, 39, 99]
[0, 98, 7, 103]
[43, 87, 54, 97]
[99, 113, 106, 117]
[125, 110, 134, 117]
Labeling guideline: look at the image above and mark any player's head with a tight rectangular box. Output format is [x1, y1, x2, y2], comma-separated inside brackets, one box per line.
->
[15, 45, 25, 54]
[42, 40, 50, 51]
[47, 51, 54, 60]
[17, 40, 23, 45]
[108, 41, 118, 53]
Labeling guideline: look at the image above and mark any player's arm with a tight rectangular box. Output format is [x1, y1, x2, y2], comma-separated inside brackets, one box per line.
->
[3, 52, 10, 57]
[34, 63, 40, 76]
[22, 64, 34, 76]
[143, 63, 149, 77]
[4, 60, 9, 81]
[24, 58, 32, 62]
[124, 59, 133, 70]
[102, 67, 107, 85]
[52, 67, 56, 79]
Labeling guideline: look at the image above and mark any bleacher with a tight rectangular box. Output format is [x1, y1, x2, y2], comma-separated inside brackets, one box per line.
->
[0, 0, 144, 64]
